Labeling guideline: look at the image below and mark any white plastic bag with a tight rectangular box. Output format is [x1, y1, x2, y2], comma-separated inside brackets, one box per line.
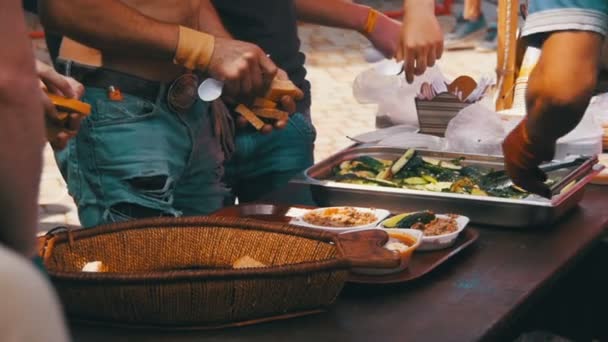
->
[353, 61, 448, 127]
[444, 103, 506, 156]
[553, 98, 604, 158]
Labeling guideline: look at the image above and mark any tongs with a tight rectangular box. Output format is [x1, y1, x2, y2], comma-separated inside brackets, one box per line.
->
[483, 156, 595, 197]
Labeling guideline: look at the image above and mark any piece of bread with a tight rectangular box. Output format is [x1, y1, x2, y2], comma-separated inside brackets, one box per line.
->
[252, 108, 289, 121]
[264, 78, 303, 102]
[235, 104, 264, 130]
[232, 255, 267, 269]
[253, 97, 278, 109]
[81, 261, 108, 272]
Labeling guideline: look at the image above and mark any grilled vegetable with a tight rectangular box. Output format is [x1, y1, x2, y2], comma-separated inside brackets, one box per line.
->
[390, 148, 415, 175]
[403, 177, 428, 185]
[327, 148, 561, 199]
[422, 175, 438, 183]
[471, 188, 488, 196]
[450, 177, 476, 193]
[424, 182, 452, 192]
[354, 156, 385, 172]
[382, 212, 411, 227]
[393, 211, 436, 228]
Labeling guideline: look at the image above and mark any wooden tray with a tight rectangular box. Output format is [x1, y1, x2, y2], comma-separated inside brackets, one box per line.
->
[210, 204, 479, 285]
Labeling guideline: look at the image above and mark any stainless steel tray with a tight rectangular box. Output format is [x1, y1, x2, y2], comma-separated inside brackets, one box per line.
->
[293, 146, 602, 228]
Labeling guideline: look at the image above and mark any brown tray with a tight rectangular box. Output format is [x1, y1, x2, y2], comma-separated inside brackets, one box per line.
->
[210, 204, 479, 285]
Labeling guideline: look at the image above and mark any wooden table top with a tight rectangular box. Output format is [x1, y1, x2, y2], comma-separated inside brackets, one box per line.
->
[70, 184, 608, 342]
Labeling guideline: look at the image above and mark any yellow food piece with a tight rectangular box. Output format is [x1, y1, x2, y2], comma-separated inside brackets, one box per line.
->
[252, 108, 289, 121]
[232, 256, 266, 269]
[253, 97, 277, 109]
[235, 104, 264, 130]
[264, 78, 302, 102]
[47, 93, 91, 116]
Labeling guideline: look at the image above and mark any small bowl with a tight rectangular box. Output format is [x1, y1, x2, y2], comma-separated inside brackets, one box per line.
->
[289, 207, 390, 233]
[379, 214, 469, 251]
[351, 228, 423, 276]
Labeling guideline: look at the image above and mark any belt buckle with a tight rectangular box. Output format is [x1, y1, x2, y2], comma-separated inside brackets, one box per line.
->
[167, 73, 199, 114]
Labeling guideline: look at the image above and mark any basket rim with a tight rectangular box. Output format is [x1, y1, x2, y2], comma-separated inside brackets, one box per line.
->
[42, 215, 351, 283]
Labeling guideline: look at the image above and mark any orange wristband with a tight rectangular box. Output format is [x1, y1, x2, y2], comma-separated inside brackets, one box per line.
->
[363, 8, 380, 34]
[173, 26, 215, 71]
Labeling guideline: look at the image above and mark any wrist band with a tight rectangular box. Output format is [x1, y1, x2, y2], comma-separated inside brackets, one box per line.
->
[173, 26, 215, 71]
[363, 8, 380, 34]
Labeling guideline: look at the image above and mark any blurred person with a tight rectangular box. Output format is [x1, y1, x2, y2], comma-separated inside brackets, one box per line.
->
[201, 0, 442, 203]
[38, 0, 294, 227]
[0, 1, 71, 341]
[502, 0, 607, 197]
[445, 0, 497, 51]
[205, 0, 399, 202]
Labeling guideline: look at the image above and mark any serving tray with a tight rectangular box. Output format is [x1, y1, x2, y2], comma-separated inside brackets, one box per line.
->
[292, 146, 602, 228]
[210, 204, 479, 285]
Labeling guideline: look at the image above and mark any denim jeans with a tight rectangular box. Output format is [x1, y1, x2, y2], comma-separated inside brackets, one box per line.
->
[56, 87, 227, 227]
[223, 111, 316, 203]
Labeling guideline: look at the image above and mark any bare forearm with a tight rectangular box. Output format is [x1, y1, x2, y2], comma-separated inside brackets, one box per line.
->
[294, 0, 369, 33]
[404, 0, 435, 14]
[39, 0, 178, 60]
[0, 0, 45, 257]
[199, 0, 233, 39]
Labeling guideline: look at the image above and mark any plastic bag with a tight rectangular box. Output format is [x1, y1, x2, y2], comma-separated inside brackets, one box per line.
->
[377, 132, 446, 150]
[552, 97, 604, 158]
[444, 103, 506, 156]
[353, 60, 448, 128]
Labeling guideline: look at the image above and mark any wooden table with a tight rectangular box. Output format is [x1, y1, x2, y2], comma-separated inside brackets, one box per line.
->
[70, 184, 608, 342]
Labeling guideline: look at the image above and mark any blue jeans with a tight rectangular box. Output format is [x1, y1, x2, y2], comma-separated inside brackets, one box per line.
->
[56, 87, 227, 227]
[224, 112, 316, 203]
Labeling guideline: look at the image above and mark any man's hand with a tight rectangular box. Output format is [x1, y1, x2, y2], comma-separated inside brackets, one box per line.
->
[235, 69, 303, 134]
[36, 60, 85, 150]
[209, 37, 278, 100]
[397, 0, 443, 83]
[364, 13, 401, 58]
[502, 119, 555, 198]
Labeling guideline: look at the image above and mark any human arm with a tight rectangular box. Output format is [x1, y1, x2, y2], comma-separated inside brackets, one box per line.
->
[40, 0, 277, 94]
[0, 0, 46, 257]
[502, 31, 602, 197]
[293, 0, 400, 58]
[398, 0, 443, 83]
[39, 0, 178, 60]
[198, 0, 301, 132]
[36, 60, 85, 150]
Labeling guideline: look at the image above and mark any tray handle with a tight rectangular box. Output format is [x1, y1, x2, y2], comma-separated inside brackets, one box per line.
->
[335, 229, 401, 269]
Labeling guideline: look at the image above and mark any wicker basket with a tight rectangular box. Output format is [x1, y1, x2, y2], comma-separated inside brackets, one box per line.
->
[38, 216, 398, 329]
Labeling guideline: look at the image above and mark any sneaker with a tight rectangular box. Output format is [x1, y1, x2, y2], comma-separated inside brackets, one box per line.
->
[475, 24, 497, 52]
[445, 14, 487, 50]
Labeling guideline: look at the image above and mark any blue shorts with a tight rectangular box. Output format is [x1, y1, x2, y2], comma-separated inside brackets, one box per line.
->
[523, 0, 608, 38]
[56, 87, 227, 228]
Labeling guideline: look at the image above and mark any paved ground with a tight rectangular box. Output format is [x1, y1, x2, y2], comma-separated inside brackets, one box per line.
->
[30, 1, 497, 230]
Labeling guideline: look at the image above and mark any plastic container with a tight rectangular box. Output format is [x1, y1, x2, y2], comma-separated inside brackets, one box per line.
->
[379, 214, 470, 251]
[289, 207, 391, 233]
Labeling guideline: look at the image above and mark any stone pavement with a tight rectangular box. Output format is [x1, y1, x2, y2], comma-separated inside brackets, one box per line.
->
[30, 1, 497, 231]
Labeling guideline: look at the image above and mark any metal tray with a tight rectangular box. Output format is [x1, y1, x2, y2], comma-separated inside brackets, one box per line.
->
[293, 146, 602, 228]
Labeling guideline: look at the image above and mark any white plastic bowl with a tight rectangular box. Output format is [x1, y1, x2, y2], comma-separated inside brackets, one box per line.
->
[379, 214, 469, 251]
[289, 207, 390, 233]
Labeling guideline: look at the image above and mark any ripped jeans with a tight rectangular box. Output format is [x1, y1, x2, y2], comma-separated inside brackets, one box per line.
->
[55, 87, 227, 228]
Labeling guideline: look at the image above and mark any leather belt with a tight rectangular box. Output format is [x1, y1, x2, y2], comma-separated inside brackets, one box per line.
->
[55, 59, 165, 103]
[55, 59, 199, 113]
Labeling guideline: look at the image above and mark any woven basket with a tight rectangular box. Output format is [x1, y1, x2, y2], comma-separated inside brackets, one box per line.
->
[38, 216, 398, 329]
